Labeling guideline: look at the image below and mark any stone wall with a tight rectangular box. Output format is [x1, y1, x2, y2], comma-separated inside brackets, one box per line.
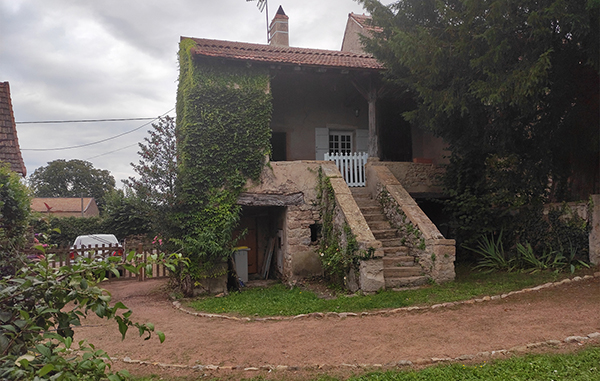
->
[321, 162, 385, 292]
[377, 161, 445, 195]
[366, 162, 455, 283]
[589, 195, 599, 266]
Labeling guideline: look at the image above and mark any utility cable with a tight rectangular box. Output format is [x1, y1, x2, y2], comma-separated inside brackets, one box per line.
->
[16, 117, 157, 124]
[21, 109, 174, 152]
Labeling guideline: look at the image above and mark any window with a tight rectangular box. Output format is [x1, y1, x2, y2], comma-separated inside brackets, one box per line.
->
[329, 132, 352, 154]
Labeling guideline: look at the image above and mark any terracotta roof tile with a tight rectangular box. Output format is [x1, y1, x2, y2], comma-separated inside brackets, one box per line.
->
[0, 82, 26, 176]
[349, 13, 383, 33]
[31, 198, 96, 213]
[184, 37, 384, 71]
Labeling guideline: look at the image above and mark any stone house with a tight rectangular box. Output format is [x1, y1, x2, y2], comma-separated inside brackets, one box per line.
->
[0, 82, 26, 176]
[31, 197, 100, 218]
[180, 8, 455, 291]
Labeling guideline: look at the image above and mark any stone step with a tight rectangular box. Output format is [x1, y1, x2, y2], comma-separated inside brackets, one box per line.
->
[383, 256, 415, 267]
[383, 267, 422, 278]
[355, 198, 378, 205]
[372, 229, 398, 240]
[382, 246, 410, 256]
[367, 220, 391, 230]
[363, 213, 386, 223]
[358, 206, 382, 215]
[385, 276, 429, 288]
[350, 187, 371, 195]
[379, 238, 405, 247]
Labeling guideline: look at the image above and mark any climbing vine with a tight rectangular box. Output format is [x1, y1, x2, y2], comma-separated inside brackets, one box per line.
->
[175, 39, 273, 290]
[316, 168, 373, 287]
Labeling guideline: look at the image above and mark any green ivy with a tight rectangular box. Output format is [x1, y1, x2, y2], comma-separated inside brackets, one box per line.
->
[175, 40, 272, 286]
[316, 168, 373, 287]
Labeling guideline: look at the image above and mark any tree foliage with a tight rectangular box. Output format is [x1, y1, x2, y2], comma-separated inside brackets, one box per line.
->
[359, 0, 599, 247]
[29, 160, 116, 210]
[123, 116, 177, 209]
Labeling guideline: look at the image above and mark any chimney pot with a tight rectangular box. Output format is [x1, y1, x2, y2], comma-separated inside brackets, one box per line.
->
[269, 5, 289, 47]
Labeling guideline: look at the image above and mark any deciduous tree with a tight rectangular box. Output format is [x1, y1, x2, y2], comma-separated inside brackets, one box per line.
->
[29, 159, 115, 210]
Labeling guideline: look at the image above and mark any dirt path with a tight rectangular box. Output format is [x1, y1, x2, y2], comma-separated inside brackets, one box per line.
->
[73, 275, 600, 379]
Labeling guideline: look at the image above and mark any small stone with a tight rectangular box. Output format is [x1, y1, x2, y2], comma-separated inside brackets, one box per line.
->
[341, 363, 357, 368]
[431, 304, 443, 309]
[406, 306, 421, 311]
[526, 342, 544, 349]
[456, 354, 474, 361]
[560, 278, 571, 284]
[587, 332, 600, 339]
[593, 272, 600, 277]
[275, 365, 288, 371]
[372, 364, 383, 368]
[545, 340, 561, 346]
[531, 285, 544, 291]
[172, 301, 181, 308]
[309, 312, 324, 318]
[413, 358, 432, 365]
[522, 288, 533, 293]
[474, 298, 484, 303]
[397, 360, 413, 366]
[572, 276, 583, 281]
[205, 365, 219, 370]
[122, 357, 133, 363]
[431, 357, 452, 363]
[477, 351, 490, 358]
[326, 312, 339, 318]
[191, 365, 204, 370]
[292, 314, 308, 320]
[463, 299, 475, 304]
[583, 275, 593, 280]
[501, 294, 509, 299]
[244, 367, 259, 371]
[482, 296, 491, 301]
[490, 295, 501, 300]
[339, 313, 349, 318]
[259, 365, 273, 370]
[443, 302, 456, 307]
[565, 336, 588, 343]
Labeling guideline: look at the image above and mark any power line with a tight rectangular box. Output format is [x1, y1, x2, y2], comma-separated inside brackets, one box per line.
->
[21, 109, 174, 152]
[16, 117, 157, 124]
[85, 142, 139, 160]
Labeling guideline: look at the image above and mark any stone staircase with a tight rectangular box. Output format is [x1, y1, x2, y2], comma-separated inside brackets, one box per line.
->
[351, 187, 428, 288]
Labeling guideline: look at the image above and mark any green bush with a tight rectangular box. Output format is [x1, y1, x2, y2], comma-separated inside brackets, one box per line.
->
[0, 164, 31, 276]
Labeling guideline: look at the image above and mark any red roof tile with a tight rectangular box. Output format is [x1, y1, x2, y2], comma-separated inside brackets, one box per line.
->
[184, 37, 384, 71]
[0, 82, 26, 176]
[31, 198, 97, 214]
[349, 13, 383, 33]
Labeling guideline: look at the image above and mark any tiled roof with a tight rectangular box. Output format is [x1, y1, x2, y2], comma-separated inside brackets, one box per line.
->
[0, 82, 26, 176]
[184, 37, 384, 71]
[31, 198, 96, 213]
[349, 13, 383, 33]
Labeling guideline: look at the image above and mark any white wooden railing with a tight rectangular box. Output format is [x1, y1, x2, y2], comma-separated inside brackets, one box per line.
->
[324, 152, 369, 187]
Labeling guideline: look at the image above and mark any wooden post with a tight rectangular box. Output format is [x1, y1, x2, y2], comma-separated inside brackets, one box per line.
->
[138, 243, 145, 282]
[367, 86, 378, 158]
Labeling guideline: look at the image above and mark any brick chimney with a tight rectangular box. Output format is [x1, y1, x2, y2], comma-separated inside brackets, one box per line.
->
[269, 5, 289, 47]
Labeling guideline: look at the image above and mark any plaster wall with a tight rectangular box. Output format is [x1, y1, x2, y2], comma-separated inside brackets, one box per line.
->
[270, 71, 368, 160]
[377, 161, 445, 195]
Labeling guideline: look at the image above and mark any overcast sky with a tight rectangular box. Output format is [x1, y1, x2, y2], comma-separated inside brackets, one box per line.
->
[1, 0, 369, 186]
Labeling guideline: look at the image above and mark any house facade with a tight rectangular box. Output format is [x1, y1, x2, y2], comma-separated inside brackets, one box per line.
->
[180, 8, 455, 291]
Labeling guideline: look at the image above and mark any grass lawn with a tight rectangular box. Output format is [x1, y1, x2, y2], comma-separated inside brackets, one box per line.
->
[133, 345, 600, 380]
[185, 264, 577, 317]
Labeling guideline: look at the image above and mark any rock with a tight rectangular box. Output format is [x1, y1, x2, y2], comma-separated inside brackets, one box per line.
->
[526, 342, 544, 349]
[244, 367, 260, 371]
[572, 276, 583, 281]
[564, 336, 588, 343]
[275, 365, 289, 371]
[397, 360, 413, 366]
[205, 365, 219, 370]
[482, 296, 491, 301]
[509, 346, 528, 353]
[545, 340, 561, 346]
[456, 354, 474, 361]
[413, 358, 432, 365]
[587, 332, 600, 339]
[431, 357, 452, 362]
[292, 314, 308, 320]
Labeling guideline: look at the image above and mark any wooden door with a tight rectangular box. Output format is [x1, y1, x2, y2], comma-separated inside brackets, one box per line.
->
[235, 217, 258, 274]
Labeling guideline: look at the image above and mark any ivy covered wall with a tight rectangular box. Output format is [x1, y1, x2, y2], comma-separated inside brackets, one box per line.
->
[175, 39, 273, 283]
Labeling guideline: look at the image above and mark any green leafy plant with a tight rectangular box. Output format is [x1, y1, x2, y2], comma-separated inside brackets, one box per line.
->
[468, 231, 513, 273]
[174, 39, 272, 295]
[0, 250, 182, 380]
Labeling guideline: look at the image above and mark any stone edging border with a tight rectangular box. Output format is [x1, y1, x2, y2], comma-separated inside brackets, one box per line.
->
[113, 332, 600, 372]
[111, 273, 599, 373]
[171, 273, 599, 322]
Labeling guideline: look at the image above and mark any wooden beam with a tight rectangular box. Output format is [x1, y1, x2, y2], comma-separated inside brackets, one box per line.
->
[237, 192, 304, 206]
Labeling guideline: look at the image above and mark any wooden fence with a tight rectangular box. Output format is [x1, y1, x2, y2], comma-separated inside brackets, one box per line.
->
[24, 243, 169, 281]
[324, 151, 368, 187]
